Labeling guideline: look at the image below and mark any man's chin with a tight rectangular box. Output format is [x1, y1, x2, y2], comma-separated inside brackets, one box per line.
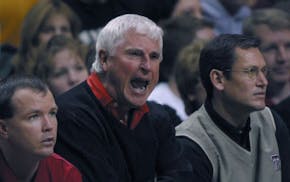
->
[126, 95, 148, 108]
[128, 100, 147, 109]
[36, 149, 54, 158]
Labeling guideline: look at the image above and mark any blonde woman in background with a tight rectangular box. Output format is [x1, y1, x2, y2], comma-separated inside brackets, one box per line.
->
[34, 35, 88, 96]
[174, 38, 208, 115]
[12, 0, 81, 75]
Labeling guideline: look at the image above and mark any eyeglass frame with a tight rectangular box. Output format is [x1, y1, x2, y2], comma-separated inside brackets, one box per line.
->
[222, 66, 270, 80]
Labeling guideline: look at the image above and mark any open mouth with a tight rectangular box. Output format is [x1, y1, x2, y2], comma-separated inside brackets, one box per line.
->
[130, 78, 150, 93]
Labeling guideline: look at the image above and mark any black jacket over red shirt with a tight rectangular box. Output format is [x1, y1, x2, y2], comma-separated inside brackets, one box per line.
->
[54, 74, 192, 182]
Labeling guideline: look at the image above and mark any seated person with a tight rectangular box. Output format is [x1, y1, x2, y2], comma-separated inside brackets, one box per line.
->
[149, 16, 215, 121]
[34, 35, 89, 96]
[176, 34, 290, 182]
[12, 0, 82, 75]
[54, 14, 192, 181]
[174, 38, 208, 115]
[0, 75, 82, 182]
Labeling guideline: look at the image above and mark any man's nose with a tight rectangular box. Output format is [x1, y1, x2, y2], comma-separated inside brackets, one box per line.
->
[42, 115, 54, 132]
[140, 56, 152, 72]
[68, 70, 81, 85]
[256, 70, 268, 87]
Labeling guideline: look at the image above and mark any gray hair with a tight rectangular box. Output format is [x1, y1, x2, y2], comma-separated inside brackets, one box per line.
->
[91, 14, 163, 73]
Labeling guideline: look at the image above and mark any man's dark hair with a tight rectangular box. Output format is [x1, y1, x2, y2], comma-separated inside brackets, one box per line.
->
[0, 75, 49, 119]
[199, 34, 260, 99]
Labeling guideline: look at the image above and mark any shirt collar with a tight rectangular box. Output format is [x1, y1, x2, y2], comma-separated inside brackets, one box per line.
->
[87, 72, 149, 129]
[204, 98, 251, 150]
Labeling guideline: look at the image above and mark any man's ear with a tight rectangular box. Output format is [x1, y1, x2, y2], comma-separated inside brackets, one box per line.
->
[0, 120, 8, 139]
[98, 49, 108, 71]
[210, 69, 225, 91]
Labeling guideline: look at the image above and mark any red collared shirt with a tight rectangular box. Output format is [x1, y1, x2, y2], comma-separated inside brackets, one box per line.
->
[0, 152, 82, 182]
[87, 73, 149, 129]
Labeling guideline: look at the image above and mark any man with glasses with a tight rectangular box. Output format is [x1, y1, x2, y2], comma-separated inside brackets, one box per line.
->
[176, 34, 290, 182]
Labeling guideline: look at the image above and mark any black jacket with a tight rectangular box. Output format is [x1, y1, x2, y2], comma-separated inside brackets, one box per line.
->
[55, 81, 192, 182]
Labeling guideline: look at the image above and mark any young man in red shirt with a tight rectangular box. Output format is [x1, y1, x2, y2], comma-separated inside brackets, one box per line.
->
[0, 75, 82, 182]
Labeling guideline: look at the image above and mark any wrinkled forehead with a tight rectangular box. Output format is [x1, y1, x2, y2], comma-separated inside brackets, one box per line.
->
[119, 28, 162, 46]
[112, 29, 162, 56]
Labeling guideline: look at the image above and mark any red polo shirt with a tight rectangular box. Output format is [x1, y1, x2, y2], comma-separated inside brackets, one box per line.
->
[0, 152, 82, 182]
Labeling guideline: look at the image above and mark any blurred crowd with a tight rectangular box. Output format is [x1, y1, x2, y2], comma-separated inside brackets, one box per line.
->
[1, 0, 290, 181]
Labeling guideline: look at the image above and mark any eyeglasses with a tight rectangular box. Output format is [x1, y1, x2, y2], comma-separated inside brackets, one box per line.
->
[223, 66, 269, 80]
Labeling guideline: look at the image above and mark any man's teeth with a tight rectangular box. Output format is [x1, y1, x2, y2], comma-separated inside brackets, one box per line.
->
[131, 79, 148, 92]
[135, 86, 146, 92]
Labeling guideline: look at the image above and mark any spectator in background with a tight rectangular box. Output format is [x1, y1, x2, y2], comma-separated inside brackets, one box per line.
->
[171, 0, 202, 18]
[174, 38, 207, 116]
[158, 15, 212, 83]
[0, 75, 82, 182]
[200, 0, 252, 34]
[0, 45, 16, 80]
[65, 0, 203, 45]
[62, 0, 202, 31]
[148, 15, 197, 121]
[12, 0, 81, 75]
[194, 20, 216, 41]
[34, 35, 89, 96]
[269, 4, 290, 132]
[252, 0, 285, 9]
[54, 14, 192, 181]
[176, 34, 290, 182]
[149, 16, 214, 120]
[243, 8, 290, 106]
[274, 1, 290, 14]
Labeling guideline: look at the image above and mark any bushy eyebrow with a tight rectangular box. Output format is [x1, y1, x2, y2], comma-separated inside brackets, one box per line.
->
[125, 48, 144, 56]
[125, 48, 161, 60]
